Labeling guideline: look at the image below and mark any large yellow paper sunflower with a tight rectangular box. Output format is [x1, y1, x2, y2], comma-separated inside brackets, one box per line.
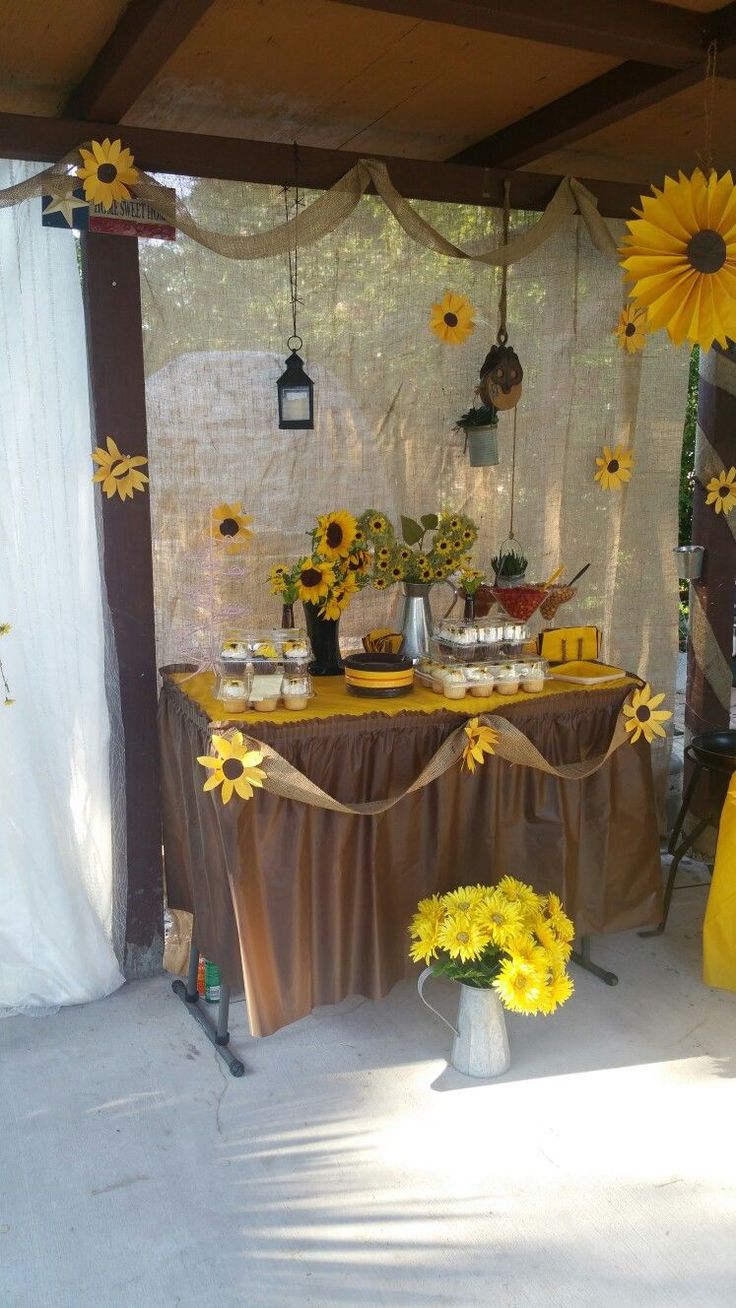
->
[614, 303, 648, 354]
[295, 557, 335, 604]
[92, 436, 149, 501]
[430, 291, 476, 345]
[705, 466, 736, 515]
[462, 718, 498, 772]
[77, 138, 139, 211]
[620, 168, 736, 350]
[211, 503, 253, 553]
[316, 510, 357, 560]
[594, 444, 634, 491]
[197, 731, 267, 804]
[623, 683, 672, 744]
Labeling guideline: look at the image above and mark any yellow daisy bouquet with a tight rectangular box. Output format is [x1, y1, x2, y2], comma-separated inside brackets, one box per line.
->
[358, 509, 479, 590]
[269, 510, 372, 619]
[409, 879, 575, 1015]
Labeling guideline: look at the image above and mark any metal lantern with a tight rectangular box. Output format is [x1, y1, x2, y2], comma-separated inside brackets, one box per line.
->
[277, 338, 314, 430]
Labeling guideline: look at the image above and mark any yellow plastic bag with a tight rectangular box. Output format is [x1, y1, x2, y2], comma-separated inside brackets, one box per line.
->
[538, 626, 601, 664]
[703, 773, 736, 992]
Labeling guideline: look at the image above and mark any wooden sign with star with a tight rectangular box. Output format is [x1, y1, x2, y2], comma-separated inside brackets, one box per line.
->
[42, 188, 175, 240]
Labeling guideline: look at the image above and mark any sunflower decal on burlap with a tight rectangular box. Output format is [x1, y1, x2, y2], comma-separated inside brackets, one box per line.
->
[198, 731, 267, 804]
[77, 139, 139, 211]
[211, 504, 253, 553]
[92, 437, 149, 501]
[705, 466, 736, 515]
[429, 291, 475, 345]
[594, 445, 634, 491]
[623, 684, 672, 744]
[315, 510, 357, 560]
[461, 718, 498, 773]
[614, 304, 649, 354]
[619, 168, 736, 350]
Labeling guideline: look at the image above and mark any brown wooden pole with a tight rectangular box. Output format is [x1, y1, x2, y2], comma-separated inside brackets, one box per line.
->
[684, 344, 736, 846]
[81, 231, 163, 976]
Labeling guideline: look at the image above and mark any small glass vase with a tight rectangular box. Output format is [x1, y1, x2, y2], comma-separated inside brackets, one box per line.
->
[463, 593, 476, 621]
[302, 602, 343, 676]
[280, 602, 295, 629]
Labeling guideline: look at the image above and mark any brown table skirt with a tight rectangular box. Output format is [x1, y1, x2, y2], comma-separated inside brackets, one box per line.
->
[159, 676, 662, 1035]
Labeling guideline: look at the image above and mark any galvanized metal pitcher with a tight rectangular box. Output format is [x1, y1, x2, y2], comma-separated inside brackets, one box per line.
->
[418, 967, 511, 1078]
[399, 582, 434, 662]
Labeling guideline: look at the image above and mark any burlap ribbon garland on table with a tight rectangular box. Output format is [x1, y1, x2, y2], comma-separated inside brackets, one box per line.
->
[1, 150, 618, 265]
[227, 706, 632, 816]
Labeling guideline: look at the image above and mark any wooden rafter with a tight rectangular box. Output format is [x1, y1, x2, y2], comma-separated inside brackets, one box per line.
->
[63, 0, 217, 123]
[0, 110, 647, 217]
[328, 0, 708, 68]
[452, 2, 736, 170]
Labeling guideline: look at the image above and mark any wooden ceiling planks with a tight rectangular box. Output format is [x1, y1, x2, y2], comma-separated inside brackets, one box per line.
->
[0, 0, 127, 116]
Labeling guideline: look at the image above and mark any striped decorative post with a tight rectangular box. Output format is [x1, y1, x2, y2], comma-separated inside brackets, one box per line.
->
[684, 343, 736, 847]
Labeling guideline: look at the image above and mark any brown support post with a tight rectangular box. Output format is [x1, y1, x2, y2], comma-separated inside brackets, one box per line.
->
[81, 231, 163, 976]
[684, 344, 736, 846]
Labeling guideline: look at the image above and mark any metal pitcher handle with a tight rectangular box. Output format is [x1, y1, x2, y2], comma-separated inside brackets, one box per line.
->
[440, 580, 461, 622]
[417, 966, 459, 1037]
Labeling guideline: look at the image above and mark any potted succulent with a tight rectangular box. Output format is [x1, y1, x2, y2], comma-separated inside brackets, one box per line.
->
[454, 403, 499, 467]
[491, 546, 528, 588]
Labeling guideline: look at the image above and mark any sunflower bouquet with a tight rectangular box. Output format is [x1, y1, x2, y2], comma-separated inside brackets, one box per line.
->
[268, 510, 372, 620]
[357, 509, 479, 591]
[409, 878, 575, 1015]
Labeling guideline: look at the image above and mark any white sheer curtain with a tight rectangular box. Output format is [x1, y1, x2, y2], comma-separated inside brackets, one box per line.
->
[0, 160, 123, 1012]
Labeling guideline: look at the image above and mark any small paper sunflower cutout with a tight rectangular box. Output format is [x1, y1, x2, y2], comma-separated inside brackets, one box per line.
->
[197, 731, 267, 804]
[92, 437, 149, 501]
[211, 503, 253, 553]
[429, 291, 476, 345]
[619, 168, 736, 350]
[594, 445, 634, 491]
[614, 304, 648, 354]
[623, 684, 672, 744]
[462, 718, 498, 772]
[316, 510, 357, 560]
[77, 139, 139, 211]
[705, 467, 736, 515]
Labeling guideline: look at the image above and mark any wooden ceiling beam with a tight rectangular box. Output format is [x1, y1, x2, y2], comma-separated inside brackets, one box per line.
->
[62, 0, 217, 123]
[0, 110, 646, 217]
[328, 0, 707, 68]
[450, 2, 736, 170]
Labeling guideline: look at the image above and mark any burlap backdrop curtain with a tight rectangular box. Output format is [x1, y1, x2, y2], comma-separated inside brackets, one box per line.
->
[139, 178, 689, 774]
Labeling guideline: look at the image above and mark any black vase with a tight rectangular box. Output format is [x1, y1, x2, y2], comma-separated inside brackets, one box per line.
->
[303, 602, 344, 676]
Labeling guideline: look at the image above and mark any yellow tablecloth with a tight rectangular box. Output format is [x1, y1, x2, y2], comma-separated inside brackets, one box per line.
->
[172, 668, 637, 728]
[703, 773, 736, 992]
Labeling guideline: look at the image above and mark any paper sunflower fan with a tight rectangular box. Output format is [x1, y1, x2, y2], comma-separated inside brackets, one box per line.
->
[619, 168, 736, 351]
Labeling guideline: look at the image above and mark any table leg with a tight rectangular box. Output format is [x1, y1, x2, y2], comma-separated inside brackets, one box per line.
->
[172, 947, 246, 1077]
[572, 935, 618, 986]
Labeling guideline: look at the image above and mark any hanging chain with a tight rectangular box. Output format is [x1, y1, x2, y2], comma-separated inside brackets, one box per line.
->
[497, 177, 511, 345]
[283, 142, 302, 344]
[509, 405, 518, 539]
[701, 39, 718, 175]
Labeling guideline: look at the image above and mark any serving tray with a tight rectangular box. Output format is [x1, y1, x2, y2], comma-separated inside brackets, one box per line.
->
[547, 660, 626, 685]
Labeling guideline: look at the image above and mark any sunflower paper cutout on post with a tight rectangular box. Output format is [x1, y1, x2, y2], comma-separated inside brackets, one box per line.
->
[92, 437, 149, 501]
[0, 622, 13, 706]
[77, 139, 139, 211]
[619, 168, 736, 350]
[462, 718, 498, 772]
[197, 731, 267, 804]
[211, 503, 253, 554]
[429, 291, 476, 345]
[705, 466, 736, 515]
[594, 445, 634, 491]
[623, 684, 672, 744]
[614, 304, 649, 354]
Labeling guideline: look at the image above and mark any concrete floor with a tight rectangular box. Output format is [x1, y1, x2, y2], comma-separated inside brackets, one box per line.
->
[2, 865, 735, 1308]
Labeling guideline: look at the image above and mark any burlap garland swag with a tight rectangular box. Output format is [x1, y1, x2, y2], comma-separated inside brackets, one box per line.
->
[1, 148, 619, 267]
[217, 705, 633, 816]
